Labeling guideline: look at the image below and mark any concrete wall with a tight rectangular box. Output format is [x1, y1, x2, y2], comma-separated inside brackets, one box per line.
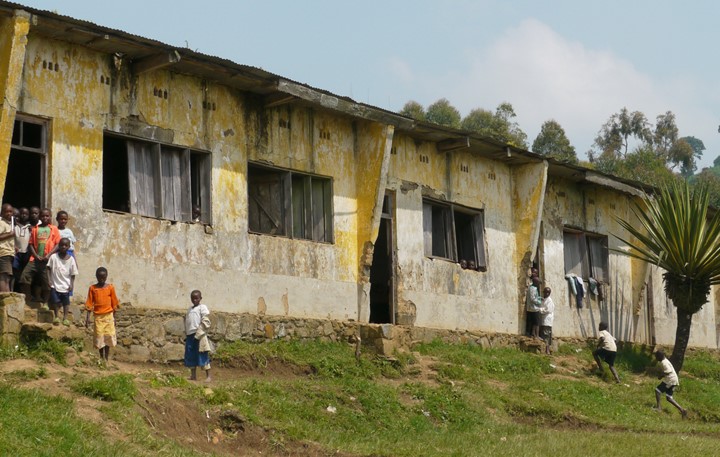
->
[0, 14, 716, 349]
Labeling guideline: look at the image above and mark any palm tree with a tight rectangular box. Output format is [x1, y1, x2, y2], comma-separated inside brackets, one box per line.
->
[614, 180, 720, 372]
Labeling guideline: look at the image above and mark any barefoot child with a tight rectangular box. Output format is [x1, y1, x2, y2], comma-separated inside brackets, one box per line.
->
[592, 322, 621, 383]
[46, 238, 78, 325]
[85, 267, 120, 362]
[184, 290, 212, 382]
[653, 350, 687, 418]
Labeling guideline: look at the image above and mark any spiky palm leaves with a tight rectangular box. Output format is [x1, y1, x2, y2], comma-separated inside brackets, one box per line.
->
[614, 180, 720, 370]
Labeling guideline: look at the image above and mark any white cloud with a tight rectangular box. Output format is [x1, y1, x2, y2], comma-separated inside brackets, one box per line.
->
[401, 18, 720, 166]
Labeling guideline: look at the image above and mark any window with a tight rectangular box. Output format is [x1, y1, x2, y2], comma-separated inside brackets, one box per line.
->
[2, 116, 47, 208]
[248, 163, 333, 242]
[422, 199, 486, 270]
[102, 134, 211, 223]
[563, 229, 609, 281]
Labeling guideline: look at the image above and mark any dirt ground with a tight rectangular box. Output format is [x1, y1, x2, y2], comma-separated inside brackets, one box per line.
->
[0, 343, 615, 456]
[0, 354, 355, 457]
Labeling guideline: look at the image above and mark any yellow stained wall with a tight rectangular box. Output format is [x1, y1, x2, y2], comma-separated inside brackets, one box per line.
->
[12, 31, 389, 320]
[0, 10, 30, 194]
[387, 133, 519, 332]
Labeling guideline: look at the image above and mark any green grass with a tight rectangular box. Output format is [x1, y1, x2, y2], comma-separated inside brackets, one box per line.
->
[71, 373, 137, 403]
[3, 338, 720, 456]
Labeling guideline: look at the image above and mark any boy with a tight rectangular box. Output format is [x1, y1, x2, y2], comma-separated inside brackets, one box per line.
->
[653, 350, 687, 418]
[46, 238, 78, 325]
[85, 267, 120, 362]
[184, 290, 212, 382]
[55, 211, 76, 256]
[0, 204, 16, 292]
[12, 207, 31, 291]
[539, 286, 554, 354]
[525, 275, 542, 339]
[592, 322, 621, 383]
[20, 208, 60, 305]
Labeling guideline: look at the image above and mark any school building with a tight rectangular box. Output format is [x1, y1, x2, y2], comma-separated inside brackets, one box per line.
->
[0, 2, 717, 350]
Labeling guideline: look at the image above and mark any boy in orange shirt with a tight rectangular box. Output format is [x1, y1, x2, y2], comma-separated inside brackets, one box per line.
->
[85, 267, 120, 362]
[20, 208, 60, 305]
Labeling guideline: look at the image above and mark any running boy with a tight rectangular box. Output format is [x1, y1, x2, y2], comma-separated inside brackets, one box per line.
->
[184, 290, 212, 382]
[46, 238, 78, 325]
[592, 321, 621, 383]
[539, 286, 554, 354]
[653, 350, 687, 418]
[85, 267, 120, 362]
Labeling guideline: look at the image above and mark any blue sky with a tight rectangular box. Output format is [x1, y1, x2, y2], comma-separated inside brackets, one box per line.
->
[17, 0, 720, 170]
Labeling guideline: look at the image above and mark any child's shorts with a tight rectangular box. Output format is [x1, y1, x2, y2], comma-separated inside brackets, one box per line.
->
[595, 348, 617, 366]
[540, 325, 553, 341]
[0, 255, 13, 275]
[656, 382, 676, 397]
[49, 289, 70, 306]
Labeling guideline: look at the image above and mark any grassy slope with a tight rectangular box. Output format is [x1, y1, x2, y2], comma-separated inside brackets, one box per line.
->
[1, 339, 720, 456]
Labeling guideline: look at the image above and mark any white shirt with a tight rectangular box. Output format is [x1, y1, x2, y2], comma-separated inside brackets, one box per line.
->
[660, 358, 679, 387]
[46, 253, 79, 293]
[58, 227, 76, 250]
[598, 330, 617, 352]
[185, 303, 210, 335]
[540, 297, 554, 326]
[14, 223, 30, 253]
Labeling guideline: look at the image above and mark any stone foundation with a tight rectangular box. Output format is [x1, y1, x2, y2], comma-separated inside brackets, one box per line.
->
[2, 294, 597, 362]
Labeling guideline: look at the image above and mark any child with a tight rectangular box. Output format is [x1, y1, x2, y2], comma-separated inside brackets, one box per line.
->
[592, 322, 621, 383]
[525, 275, 542, 339]
[46, 238, 78, 325]
[20, 207, 60, 305]
[0, 203, 15, 292]
[12, 206, 31, 291]
[539, 286, 554, 354]
[184, 290, 212, 382]
[85, 267, 120, 362]
[55, 211, 76, 257]
[653, 350, 687, 418]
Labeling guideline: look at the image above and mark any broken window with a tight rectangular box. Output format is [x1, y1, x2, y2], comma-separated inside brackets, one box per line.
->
[102, 134, 212, 223]
[422, 199, 486, 270]
[2, 116, 47, 209]
[563, 229, 609, 281]
[248, 163, 333, 242]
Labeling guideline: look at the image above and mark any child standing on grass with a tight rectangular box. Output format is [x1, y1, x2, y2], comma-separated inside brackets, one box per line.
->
[539, 287, 554, 354]
[184, 290, 212, 382]
[592, 322, 621, 383]
[85, 267, 120, 362]
[46, 238, 78, 326]
[653, 350, 687, 418]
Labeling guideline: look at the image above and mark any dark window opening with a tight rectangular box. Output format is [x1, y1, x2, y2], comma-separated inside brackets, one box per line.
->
[422, 199, 486, 270]
[3, 117, 46, 209]
[248, 163, 333, 243]
[102, 133, 212, 223]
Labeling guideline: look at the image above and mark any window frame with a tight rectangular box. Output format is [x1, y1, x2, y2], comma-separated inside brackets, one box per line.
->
[8, 115, 48, 207]
[247, 162, 334, 243]
[422, 198, 487, 270]
[563, 228, 609, 282]
[102, 133, 212, 224]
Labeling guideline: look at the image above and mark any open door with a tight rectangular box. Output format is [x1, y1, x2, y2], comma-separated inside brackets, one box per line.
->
[369, 193, 394, 324]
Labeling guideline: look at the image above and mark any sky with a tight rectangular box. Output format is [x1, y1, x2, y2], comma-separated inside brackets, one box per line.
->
[15, 0, 720, 170]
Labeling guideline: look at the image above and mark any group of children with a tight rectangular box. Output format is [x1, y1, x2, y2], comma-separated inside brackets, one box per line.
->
[0, 205, 119, 362]
[527, 270, 687, 419]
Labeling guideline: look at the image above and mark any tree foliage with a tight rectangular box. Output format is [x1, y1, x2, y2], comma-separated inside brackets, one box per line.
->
[614, 181, 720, 371]
[425, 98, 461, 129]
[460, 102, 528, 148]
[399, 100, 426, 121]
[590, 108, 704, 183]
[531, 119, 577, 163]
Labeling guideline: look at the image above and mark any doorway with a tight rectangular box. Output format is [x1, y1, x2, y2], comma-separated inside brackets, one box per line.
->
[369, 193, 394, 324]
